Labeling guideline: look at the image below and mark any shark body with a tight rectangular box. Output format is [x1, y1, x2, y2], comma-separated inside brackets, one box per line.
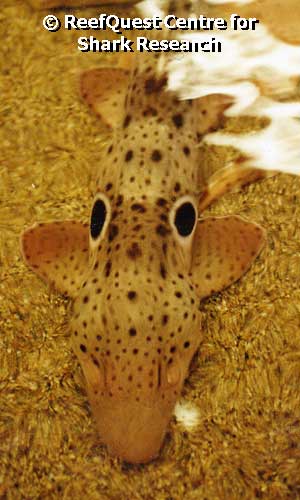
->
[21, 13, 268, 463]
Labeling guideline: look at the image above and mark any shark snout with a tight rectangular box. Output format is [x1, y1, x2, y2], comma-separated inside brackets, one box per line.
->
[88, 393, 173, 464]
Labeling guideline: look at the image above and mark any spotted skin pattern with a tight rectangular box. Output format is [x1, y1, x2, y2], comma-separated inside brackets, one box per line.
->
[21, 46, 266, 463]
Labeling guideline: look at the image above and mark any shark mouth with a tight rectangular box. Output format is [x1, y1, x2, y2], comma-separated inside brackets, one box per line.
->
[138, 0, 300, 176]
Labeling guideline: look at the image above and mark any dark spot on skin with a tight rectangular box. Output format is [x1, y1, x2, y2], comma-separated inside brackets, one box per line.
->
[129, 327, 137, 337]
[127, 242, 142, 260]
[105, 182, 113, 191]
[175, 291, 182, 298]
[131, 203, 146, 213]
[133, 348, 138, 355]
[151, 150, 162, 162]
[156, 198, 167, 207]
[125, 150, 133, 162]
[174, 182, 181, 193]
[183, 146, 191, 156]
[108, 224, 119, 242]
[160, 263, 167, 279]
[127, 291, 137, 300]
[143, 107, 158, 117]
[145, 78, 156, 94]
[107, 145, 113, 154]
[172, 114, 184, 128]
[123, 115, 131, 128]
[184, 341, 190, 349]
[145, 75, 167, 94]
[162, 314, 169, 326]
[116, 195, 123, 207]
[80, 344, 87, 353]
[156, 225, 169, 237]
[92, 357, 100, 367]
[104, 261, 112, 277]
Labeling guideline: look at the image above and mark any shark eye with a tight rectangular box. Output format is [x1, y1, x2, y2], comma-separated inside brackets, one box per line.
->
[91, 200, 106, 239]
[170, 196, 198, 242]
[174, 202, 196, 237]
[90, 194, 111, 244]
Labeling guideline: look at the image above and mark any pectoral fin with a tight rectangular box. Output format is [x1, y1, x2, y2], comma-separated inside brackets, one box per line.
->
[190, 215, 266, 298]
[80, 67, 131, 129]
[21, 220, 90, 298]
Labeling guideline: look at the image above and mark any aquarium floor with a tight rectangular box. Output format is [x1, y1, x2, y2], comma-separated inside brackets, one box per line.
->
[1, 0, 300, 499]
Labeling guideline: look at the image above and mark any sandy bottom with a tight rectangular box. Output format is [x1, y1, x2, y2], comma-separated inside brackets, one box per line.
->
[1, 0, 300, 498]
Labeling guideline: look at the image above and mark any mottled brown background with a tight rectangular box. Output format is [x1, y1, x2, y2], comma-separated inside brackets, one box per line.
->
[0, 0, 300, 498]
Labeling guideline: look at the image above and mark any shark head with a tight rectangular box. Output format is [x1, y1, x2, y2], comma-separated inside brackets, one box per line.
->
[71, 188, 202, 462]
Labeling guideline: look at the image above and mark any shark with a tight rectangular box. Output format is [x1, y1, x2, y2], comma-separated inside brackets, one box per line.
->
[20, 1, 277, 464]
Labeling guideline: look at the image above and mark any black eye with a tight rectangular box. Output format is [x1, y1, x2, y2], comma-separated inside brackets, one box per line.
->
[174, 202, 196, 237]
[90, 199, 107, 240]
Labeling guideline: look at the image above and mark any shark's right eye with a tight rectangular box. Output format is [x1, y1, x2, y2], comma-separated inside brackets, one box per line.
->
[170, 196, 198, 240]
[169, 196, 198, 258]
[174, 202, 196, 237]
[90, 194, 110, 244]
